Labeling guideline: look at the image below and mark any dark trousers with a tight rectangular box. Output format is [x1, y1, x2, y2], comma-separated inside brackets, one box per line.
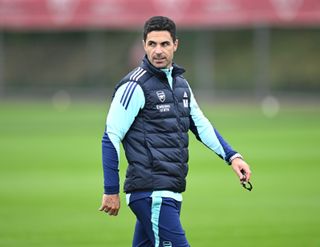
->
[129, 196, 190, 247]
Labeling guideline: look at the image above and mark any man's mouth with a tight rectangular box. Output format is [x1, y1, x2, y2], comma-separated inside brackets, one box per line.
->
[154, 57, 165, 62]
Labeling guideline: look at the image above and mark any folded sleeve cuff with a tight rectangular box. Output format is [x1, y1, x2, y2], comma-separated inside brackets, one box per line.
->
[104, 185, 120, 195]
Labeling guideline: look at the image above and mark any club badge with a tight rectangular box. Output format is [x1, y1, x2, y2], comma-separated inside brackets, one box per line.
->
[156, 91, 166, 103]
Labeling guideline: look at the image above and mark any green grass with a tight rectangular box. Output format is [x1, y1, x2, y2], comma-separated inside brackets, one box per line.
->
[0, 100, 319, 247]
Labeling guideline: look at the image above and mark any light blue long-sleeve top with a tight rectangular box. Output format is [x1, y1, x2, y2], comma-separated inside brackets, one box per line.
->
[102, 67, 238, 201]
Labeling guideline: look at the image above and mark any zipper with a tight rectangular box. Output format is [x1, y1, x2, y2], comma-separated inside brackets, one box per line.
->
[161, 74, 185, 167]
[170, 78, 184, 166]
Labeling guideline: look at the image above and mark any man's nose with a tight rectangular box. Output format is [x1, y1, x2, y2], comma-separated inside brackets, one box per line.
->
[154, 45, 162, 54]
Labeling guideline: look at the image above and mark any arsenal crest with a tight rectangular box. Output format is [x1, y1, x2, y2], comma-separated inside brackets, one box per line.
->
[156, 91, 166, 102]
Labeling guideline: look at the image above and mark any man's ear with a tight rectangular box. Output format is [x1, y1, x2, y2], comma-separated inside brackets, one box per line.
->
[174, 39, 179, 52]
[142, 39, 147, 52]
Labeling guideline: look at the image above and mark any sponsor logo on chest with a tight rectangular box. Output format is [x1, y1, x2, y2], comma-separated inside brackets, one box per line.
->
[156, 104, 171, 112]
[156, 90, 170, 112]
[155, 90, 189, 112]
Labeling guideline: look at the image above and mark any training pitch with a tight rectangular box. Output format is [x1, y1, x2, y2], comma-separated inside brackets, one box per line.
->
[0, 100, 319, 247]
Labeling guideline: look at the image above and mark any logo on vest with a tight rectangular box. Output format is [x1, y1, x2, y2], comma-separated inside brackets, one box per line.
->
[183, 91, 188, 108]
[156, 91, 166, 103]
[156, 104, 171, 112]
[163, 241, 172, 247]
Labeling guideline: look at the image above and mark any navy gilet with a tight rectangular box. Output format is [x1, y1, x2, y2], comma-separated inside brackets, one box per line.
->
[114, 56, 191, 193]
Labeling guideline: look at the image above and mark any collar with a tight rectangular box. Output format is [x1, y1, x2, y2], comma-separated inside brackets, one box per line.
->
[161, 67, 173, 77]
[141, 55, 185, 79]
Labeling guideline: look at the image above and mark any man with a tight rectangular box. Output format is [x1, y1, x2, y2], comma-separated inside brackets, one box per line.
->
[99, 16, 251, 247]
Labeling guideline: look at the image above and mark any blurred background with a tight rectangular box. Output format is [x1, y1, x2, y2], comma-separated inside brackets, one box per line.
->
[0, 0, 320, 100]
[1, 0, 320, 246]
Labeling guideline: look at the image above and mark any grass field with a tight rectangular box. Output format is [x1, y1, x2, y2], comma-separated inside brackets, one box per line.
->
[0, 99, 319, 247]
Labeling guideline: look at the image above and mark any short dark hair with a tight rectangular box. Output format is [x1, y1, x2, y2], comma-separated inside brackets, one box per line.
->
[143, 16, 177, 42]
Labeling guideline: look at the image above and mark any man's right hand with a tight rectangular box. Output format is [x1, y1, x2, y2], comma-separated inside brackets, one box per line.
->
[99, 194, 120, 216]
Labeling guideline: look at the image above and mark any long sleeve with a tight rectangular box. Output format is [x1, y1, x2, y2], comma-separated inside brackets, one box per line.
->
[102, 81, 145, 194]
[188, 86, 238, 164]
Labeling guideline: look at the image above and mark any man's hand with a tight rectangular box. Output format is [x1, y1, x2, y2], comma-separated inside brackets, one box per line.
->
[99, 194, 120, 216]
[231, 158, 251, 183]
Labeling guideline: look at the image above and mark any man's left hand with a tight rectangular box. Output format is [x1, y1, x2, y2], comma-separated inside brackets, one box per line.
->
[231, 158, 251, 183]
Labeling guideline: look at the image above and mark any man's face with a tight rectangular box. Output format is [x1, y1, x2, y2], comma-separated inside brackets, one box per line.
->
[143, 31, 178, 69]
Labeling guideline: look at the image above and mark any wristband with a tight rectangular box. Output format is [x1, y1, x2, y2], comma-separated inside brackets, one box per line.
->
[229, 153, 243, 164]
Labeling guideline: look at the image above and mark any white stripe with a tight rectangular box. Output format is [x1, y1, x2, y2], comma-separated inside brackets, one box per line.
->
[130, 67, 141, 80]
[130, 67, 142, 80]
[132, 68, 144, 81]
[135, 70, 147, 81]
[126, 193, 131, 205]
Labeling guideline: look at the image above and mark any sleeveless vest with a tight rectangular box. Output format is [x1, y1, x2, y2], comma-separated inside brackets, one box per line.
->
[115, 57, 191, 193]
